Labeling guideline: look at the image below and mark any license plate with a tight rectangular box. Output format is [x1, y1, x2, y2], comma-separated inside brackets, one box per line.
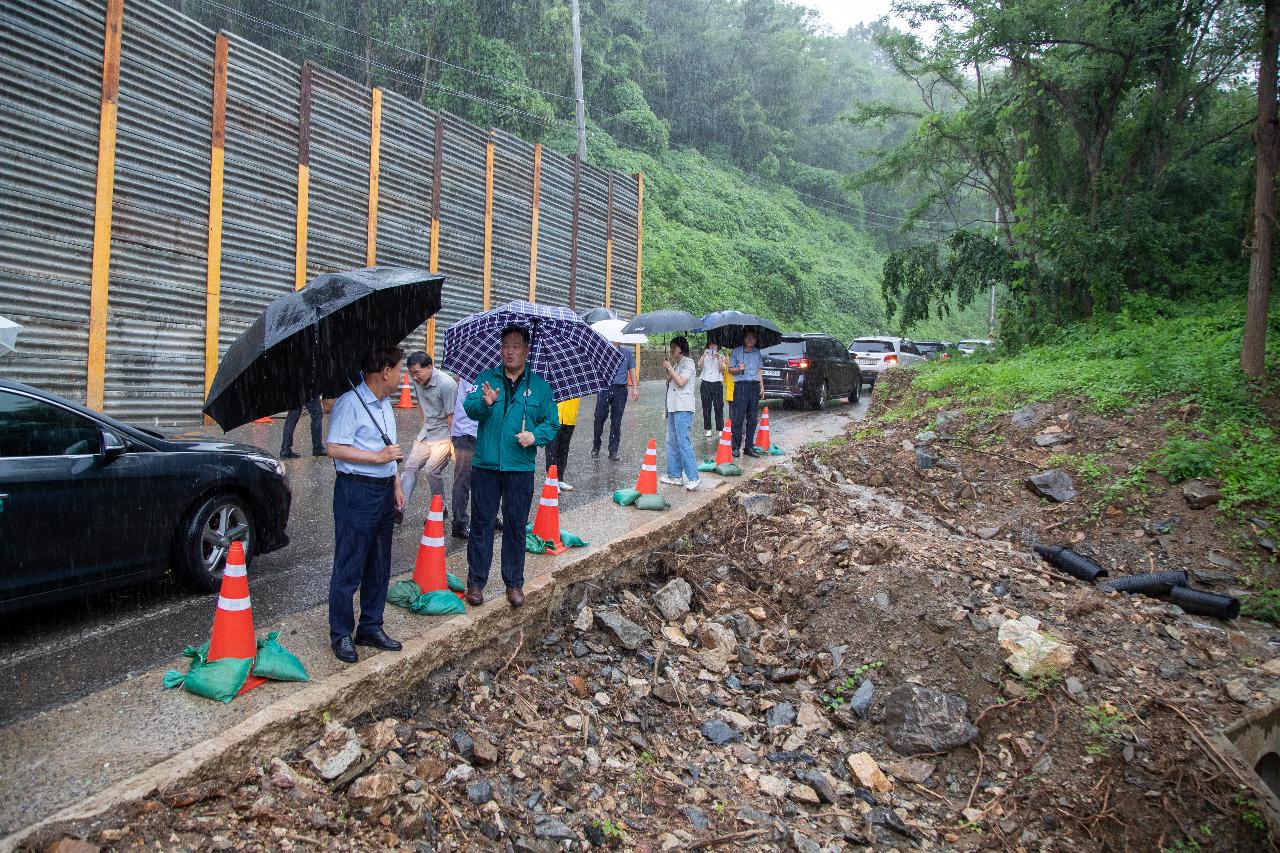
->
[761, 369, 780, 377]
[857, 358, 875, 365]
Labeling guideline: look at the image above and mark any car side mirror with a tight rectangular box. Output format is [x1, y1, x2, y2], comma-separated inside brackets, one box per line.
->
[101, 429, 126, 463]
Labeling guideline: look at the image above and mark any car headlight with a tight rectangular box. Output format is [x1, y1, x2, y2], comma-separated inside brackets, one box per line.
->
[248, 454, 286, 478]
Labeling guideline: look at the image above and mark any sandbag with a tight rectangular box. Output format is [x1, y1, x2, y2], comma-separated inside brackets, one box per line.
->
[408, 590, 467, 615]
[612, 488, 641, 506]
[525, 532, 547, 553]
[560, 530, 588, 547]
[447, 572, 465, 593]
[634, 493, 670, 511]
[163, 643, 252, 703]
[715, 462, 743, 477]
[697, 459, 717, 472]
[253, 631, 309, 682]
[754, 443, 785, 456]
[388, 579, 425, 608]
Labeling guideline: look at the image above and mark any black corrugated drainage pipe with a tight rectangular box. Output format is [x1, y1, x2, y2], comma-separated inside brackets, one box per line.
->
[1169, 586, 1241, 620]
[1034, 544, 1108, 582]
[1099, 570, 1191, 596]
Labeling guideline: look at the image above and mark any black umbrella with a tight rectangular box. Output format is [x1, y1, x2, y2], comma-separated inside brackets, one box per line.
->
[701, 310, 783, 349]
[621, 309, 702, 336]
[203, 267, 444, 431]
[580, 306, 619, 323]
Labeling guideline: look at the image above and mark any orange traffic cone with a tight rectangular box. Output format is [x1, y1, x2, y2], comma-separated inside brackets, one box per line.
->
[715, 419, 734, 466]
[411, 494, 449, 593]
[635, 438, 658, 494]
[207, 541, 266, 694]
[754, 407, 771, 451]
[396, 372, 414, 408]
[531, 465, 568, 555]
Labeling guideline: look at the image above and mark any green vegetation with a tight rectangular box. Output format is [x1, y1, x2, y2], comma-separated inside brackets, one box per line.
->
[1082, 702, 1127, 756]
[1014, 668, 1063, 701]
[821, 660, 882, 711]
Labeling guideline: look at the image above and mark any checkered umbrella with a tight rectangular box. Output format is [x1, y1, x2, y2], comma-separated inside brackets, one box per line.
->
[443, 301, 625, 402]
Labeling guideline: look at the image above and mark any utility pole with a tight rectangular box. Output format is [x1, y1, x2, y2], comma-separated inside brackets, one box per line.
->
[570, 0, 588, 163]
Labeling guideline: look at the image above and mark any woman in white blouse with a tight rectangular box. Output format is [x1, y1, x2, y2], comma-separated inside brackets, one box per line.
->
[659, 336, 701, 491]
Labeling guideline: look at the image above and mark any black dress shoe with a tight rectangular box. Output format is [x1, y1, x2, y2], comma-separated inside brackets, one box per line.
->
[452, 522, 470, 540]
[732, 449, 742, 458]
[744, 447, 763, 458]
[353, 629, 402, 651]
[591, 448, 600, 459]
[281, 450, 300, 459]
[608, 453, 621, 461]
[332, 637, 358, 663]
[312, 448, 327, 457]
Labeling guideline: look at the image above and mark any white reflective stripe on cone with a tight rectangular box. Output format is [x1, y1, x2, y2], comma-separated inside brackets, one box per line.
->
[545, 479, 558, 488]
[422, 536, 445, 547]
[641, 464, 657, 471]
[218, 595, 251, 611]
[223, 564, 247, 578]
[539, 497, 558, 507]
[427, 511, 443, 521]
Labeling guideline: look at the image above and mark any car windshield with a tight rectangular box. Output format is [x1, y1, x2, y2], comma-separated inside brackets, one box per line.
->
[850, 340, 891, 353]
[762, 340, 806, 357]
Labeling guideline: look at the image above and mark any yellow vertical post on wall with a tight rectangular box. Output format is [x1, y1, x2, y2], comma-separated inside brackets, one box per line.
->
[295, 62, 312, 290]
[528, 143, 541, 301]
[86, 0, 125, 411]
[482, 130, 494, 310]
[426, 116, 443, 357]
[204, 32, 228, 413]
[634, 173, 644, 367]
[366, 87, 382, 266]
[604, 174, 613, 308]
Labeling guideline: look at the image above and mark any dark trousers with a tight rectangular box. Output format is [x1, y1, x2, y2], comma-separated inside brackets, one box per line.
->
[546, 424, 575, 479]
[592, 384, 628, 455]
[730, 380, 761, 452]
[329, 475, 395, 645]
[467, 467, 534, 590]
[452, 434, 475, 527]
[700, 381, 724, 432]
[282, 395, 324, 455]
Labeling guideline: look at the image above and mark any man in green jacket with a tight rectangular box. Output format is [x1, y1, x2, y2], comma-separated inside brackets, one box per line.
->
[463, 324, 559, 607]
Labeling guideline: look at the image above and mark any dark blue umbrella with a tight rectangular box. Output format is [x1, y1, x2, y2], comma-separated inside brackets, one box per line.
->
[203, 267, 444, 431]
[580, 306, 619, 323]
[443, 301, 624, 402]
[702, 310, 783, 349]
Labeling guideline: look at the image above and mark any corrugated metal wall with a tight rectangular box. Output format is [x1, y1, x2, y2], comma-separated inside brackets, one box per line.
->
[104, 0, 210, 423]
[0, 0, 102, 401]
[0, 2, 640, 425]
[220, 35, 297, 362]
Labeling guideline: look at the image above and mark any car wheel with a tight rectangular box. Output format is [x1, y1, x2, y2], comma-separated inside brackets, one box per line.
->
[175, 492, 254, 593]
[781, 398, 798, 410]
[849, 377, 861, 404]
[813, 381, 829, 410]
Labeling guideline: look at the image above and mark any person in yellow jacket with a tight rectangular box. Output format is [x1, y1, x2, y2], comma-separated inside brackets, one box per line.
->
[545, 396, 581, 492]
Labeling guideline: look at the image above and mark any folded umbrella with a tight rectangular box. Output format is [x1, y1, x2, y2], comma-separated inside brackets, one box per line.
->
[702, 310, 783, 349]
[203, 267, 444, 431]
[591, 318, 648, 345]
[621, 309, 702, 336]
[0, 315, 21, 357]
[443, 301, 624, 402]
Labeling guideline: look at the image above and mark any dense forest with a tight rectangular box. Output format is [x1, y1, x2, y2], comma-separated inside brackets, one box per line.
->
[181, 0, 1277, 364]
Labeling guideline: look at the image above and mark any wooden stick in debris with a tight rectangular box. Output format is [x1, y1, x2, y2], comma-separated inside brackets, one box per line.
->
[685, 827, 769, 850]
[330, 745, 392, 792]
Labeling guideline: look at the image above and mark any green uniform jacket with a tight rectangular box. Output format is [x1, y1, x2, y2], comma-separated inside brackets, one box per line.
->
[464, 367, 560, 472]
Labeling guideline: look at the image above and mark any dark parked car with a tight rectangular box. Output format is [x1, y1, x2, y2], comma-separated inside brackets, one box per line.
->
[0, 379, 291, 613]
[915, 341, 955, 361]
[760, 333, 862, 409]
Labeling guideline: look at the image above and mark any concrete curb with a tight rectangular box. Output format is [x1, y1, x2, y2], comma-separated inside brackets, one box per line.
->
[3, 447, 802, 851]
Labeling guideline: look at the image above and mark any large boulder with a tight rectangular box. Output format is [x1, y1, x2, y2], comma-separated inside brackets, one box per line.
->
[594, 611, 651, 650]
[1026, 469, 1077, 502]
[882, 684, 979, 755]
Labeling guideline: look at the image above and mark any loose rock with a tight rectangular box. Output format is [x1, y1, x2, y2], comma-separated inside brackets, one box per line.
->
[653, 578, 693, 622]
[1026, 469, 1077, 502]
[882, 684, 979, 755]
[595, 611, 652, 650]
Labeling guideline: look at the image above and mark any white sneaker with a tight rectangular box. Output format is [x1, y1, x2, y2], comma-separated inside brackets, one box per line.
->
[685, 479, 701, 492]
[659, 475, 682, 486]
[559, 482, 574, 492]
[705, 430, 714, 437]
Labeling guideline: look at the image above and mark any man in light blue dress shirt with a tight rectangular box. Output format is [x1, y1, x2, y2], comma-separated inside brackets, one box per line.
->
[324, 346, 406, 664]
[729, 329, 766, 458]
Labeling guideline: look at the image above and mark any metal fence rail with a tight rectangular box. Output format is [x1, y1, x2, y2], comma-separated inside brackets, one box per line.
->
[0, 0, 641, 425]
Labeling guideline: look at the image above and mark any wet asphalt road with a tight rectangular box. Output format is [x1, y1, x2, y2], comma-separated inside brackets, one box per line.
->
[0, 380, 869, 725]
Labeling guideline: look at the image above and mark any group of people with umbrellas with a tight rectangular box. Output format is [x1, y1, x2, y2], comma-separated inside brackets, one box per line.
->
[202, 267, 780, 664]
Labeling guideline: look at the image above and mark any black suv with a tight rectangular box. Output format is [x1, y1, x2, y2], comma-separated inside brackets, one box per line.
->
[760, 333, 862, 409]
[915, 341, 955, 361]
[0, 379, 291, 613]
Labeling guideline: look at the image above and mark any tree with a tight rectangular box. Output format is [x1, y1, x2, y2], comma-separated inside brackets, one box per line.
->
[1244, 0, 1279, 379]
